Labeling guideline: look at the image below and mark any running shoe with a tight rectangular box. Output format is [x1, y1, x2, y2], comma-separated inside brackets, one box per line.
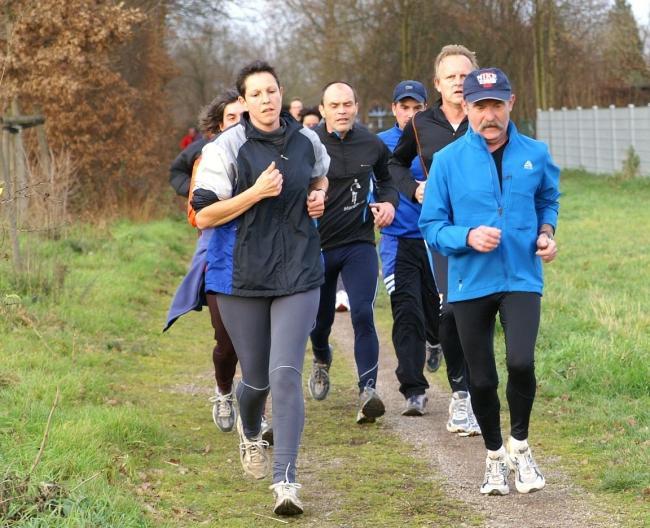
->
[209, 388, 236, 432]
[335, 290, 350, 312]
[236, 416, 270, 480]
[506, 437, 546, 493]
[261, 415, 274, 446]
[269, 481, 303, 515]
[402, 394, 428, 416]
[480, 448, 510, 495]
[425, 342, 443, 373]
[356, 386, 385, 424]
[308, 360, 330, 401]
[458, 397, 482, 437]
[446, 390, 472, 434]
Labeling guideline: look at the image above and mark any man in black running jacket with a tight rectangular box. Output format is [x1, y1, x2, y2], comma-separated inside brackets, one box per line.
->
[308, 81, 399, 426]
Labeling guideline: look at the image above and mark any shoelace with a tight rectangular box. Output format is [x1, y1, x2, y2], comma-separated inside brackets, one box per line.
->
[453, 397, 468, 419]
[314, 366, 328, 383]
[515, 449, 539, 479]
[240, 437, 270, 462]
[486, 458, 507, 484]
[270, 481, 302, 493]
[209, 393, 234, 418]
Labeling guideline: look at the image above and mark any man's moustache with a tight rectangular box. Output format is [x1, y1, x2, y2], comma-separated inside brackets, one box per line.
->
[480, 121, 503, 131]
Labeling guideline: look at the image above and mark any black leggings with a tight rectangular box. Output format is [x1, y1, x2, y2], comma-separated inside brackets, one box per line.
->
[431, 251, 470, 393]
[452, 292, 541, 451]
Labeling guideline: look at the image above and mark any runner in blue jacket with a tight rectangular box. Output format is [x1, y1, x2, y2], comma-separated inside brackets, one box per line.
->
[419, 67, 559, 496]
[377, 80, 440, 417]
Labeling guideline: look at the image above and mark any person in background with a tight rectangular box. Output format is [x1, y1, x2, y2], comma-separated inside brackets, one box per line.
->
[377, 80, 440, 417]
[289, 97, 303, 121]
[419, 67, 559, 496]
[299, 106, 321, 129]
[165, 90, 260, 436]
[179, 126, 199, 150]
[169, 92, 242, 198]
[307, 81, 398, 425]
[389, 44, 481, 436]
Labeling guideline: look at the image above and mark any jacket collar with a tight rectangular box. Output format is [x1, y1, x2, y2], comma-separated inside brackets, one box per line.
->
[317, 121, 357, 141]
[241, 110, 301, 140]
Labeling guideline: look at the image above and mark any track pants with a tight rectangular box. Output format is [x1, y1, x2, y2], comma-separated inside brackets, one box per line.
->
[431, 251, 471, 393]
[310, 242, 379, 392]
[379, 236, 438, 398]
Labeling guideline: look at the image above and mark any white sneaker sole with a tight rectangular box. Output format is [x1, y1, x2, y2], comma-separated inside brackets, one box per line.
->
[480, 485, 510, 496]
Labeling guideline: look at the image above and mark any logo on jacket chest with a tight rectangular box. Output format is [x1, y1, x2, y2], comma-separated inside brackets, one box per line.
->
[343, 178, 365, 211]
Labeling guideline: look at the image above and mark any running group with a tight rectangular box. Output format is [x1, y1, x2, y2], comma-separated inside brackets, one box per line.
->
[165, 43, 560, 516]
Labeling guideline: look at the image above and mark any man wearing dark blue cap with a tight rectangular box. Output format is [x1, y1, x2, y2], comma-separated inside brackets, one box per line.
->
[377, 80, 440, 416]
[420, 67, 560, 496]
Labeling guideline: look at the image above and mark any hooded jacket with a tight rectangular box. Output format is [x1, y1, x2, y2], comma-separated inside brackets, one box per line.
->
[192, 112, 330, 297]
[419, 122, 560, 302]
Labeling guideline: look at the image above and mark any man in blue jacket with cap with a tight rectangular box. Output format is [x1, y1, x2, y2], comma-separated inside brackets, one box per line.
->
[419, 67, 560, 496]
[377, 80, 442, 417]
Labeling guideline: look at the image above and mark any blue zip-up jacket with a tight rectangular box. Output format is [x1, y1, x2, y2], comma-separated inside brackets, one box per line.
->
[377, 124, 424, 238]
[419, 122, 560, 302]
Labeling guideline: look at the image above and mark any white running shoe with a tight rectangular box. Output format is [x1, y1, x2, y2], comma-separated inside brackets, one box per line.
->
[447, 391, 472, 434]
[261, 415, 273, 446]
[506, 437, 546, 493]
[269, 481, 304, 516]
[236, 416, 270, 480]
[480, 447, 510, 495]
[209, 388, 236, 432]
[458, 397, 481, 437]
[335, 290, 350, 312]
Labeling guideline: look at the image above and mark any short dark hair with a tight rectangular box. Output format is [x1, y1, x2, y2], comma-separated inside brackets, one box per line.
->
[320, 81, 358, 105]
[236, 60, 281, 97]
[299, 106, 321, 122]
[197, 89, 240, 135]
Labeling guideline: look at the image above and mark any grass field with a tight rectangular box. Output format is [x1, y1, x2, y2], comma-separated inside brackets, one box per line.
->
[0, 170, 648, 526]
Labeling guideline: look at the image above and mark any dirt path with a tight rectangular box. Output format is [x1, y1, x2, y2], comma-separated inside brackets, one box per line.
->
[330, 312, 622, 528]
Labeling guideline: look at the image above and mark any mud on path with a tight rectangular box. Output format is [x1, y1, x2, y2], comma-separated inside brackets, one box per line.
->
[329, 312, 622, 528]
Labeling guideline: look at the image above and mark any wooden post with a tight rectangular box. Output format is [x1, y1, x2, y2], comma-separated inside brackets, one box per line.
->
[0, 128, 22, 272]
[11, 99, 28, 221]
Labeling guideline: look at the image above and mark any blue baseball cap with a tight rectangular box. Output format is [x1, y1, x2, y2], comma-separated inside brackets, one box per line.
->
[463, 68, 512, 103]
[392, 80, 427, 103]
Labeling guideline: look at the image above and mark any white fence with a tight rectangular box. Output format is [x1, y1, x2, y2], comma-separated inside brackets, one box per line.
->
[536, 105, 650, 177]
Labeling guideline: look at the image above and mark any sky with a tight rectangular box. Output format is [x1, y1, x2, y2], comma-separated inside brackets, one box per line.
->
[227, 1, 650, 34]
[629, 0, 649, 26]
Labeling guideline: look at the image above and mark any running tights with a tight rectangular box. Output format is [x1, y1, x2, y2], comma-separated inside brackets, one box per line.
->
[452, 292, 541, 451]
[217, 288, 320, 483]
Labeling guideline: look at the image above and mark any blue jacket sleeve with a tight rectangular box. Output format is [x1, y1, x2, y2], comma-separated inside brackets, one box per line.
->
[535, 146, 560, 231]
[419, 156, 472, 256]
